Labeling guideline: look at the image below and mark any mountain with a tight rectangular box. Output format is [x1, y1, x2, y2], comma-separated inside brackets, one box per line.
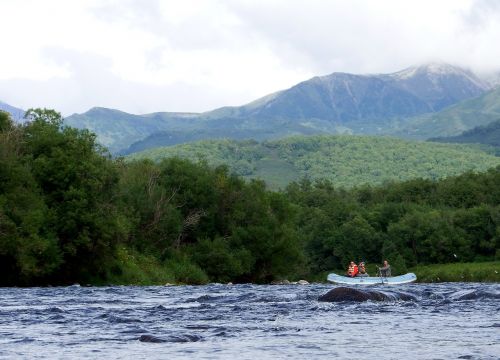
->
[127, 135, 500, 189]
[65, 107, 201, 153]
[0, 100, 25, 121]
[392, 86, 500, 140]
[382, 63, 488, 110]
[65, 63, 490, 153]
[491, 73, 500, 88]
[480, 71, 500, 88]
[429, 119, 500, 154]
[195, 62, 488, 125]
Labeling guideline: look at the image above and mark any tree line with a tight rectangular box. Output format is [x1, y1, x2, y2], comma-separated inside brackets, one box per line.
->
[0, 109, 498, 285]
[286, 171, 499, 276]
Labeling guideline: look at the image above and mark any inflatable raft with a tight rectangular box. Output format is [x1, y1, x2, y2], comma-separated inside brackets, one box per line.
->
[327, 272, 417, 285]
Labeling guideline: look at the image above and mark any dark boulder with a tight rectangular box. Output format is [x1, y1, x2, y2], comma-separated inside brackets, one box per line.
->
[318, 286, 416, 302]
[138, 334, 202, 343]
[139, 335, 166, 343]
[451, 290, 500, 301]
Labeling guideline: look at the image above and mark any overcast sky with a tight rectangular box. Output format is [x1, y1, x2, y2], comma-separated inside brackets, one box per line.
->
[0, 0, 499, 115]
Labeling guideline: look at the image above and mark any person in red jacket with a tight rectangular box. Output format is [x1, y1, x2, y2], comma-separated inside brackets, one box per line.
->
[346, 261, 358, 277]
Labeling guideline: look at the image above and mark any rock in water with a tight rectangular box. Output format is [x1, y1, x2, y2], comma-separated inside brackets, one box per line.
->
[139, 335, 166, 343]
[318, 286, 415, 302]
[138, 334, 202, 343]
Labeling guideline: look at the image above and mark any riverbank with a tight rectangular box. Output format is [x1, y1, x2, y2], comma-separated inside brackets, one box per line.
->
[299, 262, 500, 285]
[94, 247, 209, 286]
[102, 257, 500, 286]
[410, 261, 500, 283]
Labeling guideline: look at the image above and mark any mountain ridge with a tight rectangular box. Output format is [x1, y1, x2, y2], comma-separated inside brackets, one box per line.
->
[0, 101, 25, 121]
[3, 62, 495, 153]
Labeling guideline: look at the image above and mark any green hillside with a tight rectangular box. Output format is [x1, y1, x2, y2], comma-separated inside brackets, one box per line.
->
[429, 119, 500, 155]
[127, 135, 500, 189]
[394, 87, 500, 140]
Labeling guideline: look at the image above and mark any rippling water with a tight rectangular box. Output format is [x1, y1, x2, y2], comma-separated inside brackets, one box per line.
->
[0, 283, 499, 359]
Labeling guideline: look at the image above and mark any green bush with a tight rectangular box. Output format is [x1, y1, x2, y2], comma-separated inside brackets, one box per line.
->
[164, 257, 209, 285]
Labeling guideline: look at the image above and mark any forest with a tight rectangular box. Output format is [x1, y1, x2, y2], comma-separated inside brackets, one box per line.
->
[0, 109, 499, 286]
[128, 135, 500, 189]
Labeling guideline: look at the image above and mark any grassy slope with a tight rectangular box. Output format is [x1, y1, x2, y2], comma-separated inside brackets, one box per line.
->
[410, 262, 500, 283]
[394, 87, 500, 140]
[309, 262, 500, 283]
[127, 135, 500, 189]
[96, 247, 209, 285]
[104, 257, 500, 285]
[429, 120, 500, 156]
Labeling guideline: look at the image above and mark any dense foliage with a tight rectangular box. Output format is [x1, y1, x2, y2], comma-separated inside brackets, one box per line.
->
[287, 171, 500, 275]
[0, 110, 302, 285]
[1, 109, 499, 285]
[128, 135, 500, 189]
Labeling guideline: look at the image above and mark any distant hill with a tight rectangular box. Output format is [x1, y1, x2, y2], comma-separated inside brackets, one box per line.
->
[393, 87, 500, 140]
[429, 119, 500, 155]
[0, 101, 25, 121]
[66, 62, 490, 153]
[65, 107, 200, 153]
[127, 135, 500, 189]
[120, 123, 324, 155]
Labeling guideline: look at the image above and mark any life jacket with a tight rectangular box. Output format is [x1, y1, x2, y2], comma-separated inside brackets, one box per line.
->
[348, 264, 358, 277]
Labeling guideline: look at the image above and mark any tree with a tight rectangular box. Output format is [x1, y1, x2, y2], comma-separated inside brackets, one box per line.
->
[20, 109, 124, 282]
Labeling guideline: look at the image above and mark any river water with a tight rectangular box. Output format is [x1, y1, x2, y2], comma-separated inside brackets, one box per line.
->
[0, 283, 498, 359]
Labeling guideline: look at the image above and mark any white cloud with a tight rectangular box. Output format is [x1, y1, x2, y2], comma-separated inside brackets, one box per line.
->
[0, 0, 499, 114]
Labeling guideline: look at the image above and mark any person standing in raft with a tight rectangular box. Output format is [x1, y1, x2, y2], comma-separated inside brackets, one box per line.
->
[357, 262, 369, 277]
[346, 261, 358, 277]
[378, 260, 391, 277]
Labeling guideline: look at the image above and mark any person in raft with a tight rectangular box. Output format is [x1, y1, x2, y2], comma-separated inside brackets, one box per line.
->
[346, 261, 358, 277]
[357, 262, 369, 277]
[378, 260, 391, 277]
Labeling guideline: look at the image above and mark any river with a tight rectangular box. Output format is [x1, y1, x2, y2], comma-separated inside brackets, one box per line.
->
[0, 283, 499, 359]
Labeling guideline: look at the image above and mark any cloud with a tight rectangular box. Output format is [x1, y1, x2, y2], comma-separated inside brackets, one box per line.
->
[0, 49, 265, 115]
[0, 0, 499, 114]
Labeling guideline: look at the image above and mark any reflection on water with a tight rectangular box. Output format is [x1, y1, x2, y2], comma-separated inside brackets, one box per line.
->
[0, 283, 499, 359]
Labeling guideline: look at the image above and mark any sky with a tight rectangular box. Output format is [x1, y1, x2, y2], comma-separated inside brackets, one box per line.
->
[0, 0, 499, 115]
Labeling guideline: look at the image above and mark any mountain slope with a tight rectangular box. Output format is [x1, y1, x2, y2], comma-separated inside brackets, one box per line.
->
[65, 107, 200, 152]
[429, 119, 500, 154]
[127, 135, 500, 189]
[206, 63, 488, 123]
[66, 63, 490, 153]
[384, 63, 488, 110]
[393, 87, 500, 140]
[242, 73, 430, 124]
[0, 101, 25, 121]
